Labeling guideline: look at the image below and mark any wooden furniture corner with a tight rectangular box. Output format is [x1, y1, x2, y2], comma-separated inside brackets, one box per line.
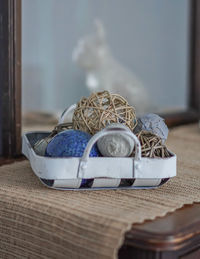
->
[119, 204, 200, 258]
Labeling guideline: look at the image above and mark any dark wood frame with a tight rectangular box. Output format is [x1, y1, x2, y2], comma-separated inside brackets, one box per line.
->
[0, 0, 199, 158]
[0, 0, 21, 158]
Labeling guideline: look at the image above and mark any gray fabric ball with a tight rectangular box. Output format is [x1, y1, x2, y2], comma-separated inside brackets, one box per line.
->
[134, 113, 168, 143]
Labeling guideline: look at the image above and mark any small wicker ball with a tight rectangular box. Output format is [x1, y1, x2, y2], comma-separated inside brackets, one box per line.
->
[72, 91, 137, 135]
[45, 130, 100, 158]
[135, 130, 171, 158]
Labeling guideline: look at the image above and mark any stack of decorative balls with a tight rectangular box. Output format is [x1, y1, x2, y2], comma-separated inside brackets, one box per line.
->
[34, 90, 170, 160]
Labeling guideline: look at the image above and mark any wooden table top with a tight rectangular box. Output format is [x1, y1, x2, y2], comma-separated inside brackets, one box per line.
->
[123, 203, 200, 252]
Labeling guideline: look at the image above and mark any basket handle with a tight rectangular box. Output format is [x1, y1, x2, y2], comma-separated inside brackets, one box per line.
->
[59, 104, 77, 124]
[78, 126, 141, 178]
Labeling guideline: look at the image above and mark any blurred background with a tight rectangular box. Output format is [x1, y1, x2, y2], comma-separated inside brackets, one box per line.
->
[22, 0, 190, 131]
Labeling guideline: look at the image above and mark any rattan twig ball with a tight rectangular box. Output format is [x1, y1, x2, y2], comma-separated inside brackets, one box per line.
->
[134, 130, 171, 158]
[72, 91, 137, 135]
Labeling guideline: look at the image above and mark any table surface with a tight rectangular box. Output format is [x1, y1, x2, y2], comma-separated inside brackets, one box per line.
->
[1, 157, 200, 259]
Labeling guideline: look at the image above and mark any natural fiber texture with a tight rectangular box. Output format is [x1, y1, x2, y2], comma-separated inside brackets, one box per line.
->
[73, 91, 137, 135]
[135, 130, 171, 158]
[52, 122, 73, 133]
[0, 124, 200, 259]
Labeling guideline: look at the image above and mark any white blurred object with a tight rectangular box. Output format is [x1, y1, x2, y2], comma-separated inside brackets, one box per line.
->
[59, 104, 77, 124]
[73, 20, 153, 114]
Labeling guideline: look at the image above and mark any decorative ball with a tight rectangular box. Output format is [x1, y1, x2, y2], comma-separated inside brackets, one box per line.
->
[33, 122, 73, 156]
[135, 131, 171, 158]
[134, 113, 168, 144]
[34, 138, 51, 156]
[97, 123, 134, 157]
[72, 91, 137, 135]
[45, 130, 100, 157]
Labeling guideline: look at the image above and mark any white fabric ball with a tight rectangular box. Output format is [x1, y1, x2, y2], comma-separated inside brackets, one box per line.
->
[97, 123, 134, 157]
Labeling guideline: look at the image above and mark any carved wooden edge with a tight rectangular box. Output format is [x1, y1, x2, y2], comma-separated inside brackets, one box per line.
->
[0, 0, 21, 157]
[124, 223, 200, 251]
[121, 202, 200, 254]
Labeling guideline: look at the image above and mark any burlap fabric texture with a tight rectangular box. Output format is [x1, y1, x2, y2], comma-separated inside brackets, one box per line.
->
[0, 124, 200, 259]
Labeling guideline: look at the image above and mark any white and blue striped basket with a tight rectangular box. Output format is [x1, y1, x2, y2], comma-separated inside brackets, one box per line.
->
[22, 121, 176, 190]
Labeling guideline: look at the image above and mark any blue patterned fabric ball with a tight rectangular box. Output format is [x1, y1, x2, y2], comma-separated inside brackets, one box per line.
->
[45, 130, 100, 157]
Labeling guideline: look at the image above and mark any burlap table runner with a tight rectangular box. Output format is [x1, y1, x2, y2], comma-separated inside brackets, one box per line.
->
[0, 124, 200, 258]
